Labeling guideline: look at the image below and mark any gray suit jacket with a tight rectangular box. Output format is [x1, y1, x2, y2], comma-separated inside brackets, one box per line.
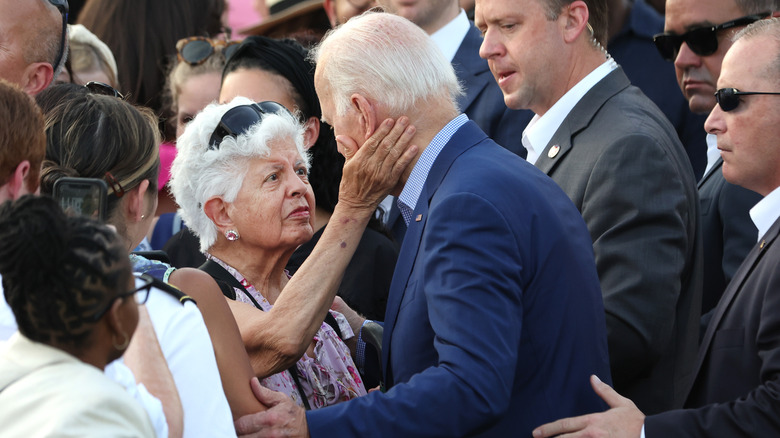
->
[697, 157, 761, 314]
[646, 214, 780, 436]
[534, 67, 702, 414]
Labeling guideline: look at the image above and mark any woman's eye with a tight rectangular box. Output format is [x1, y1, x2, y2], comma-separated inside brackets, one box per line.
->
[296, 168, 308, 177]
[266, 173, 278, 182]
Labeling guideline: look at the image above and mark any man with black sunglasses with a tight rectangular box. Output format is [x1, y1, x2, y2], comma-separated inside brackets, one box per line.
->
[0, 0, 67, 95]
[534, 18, 780, 438]
[658, 0, 776, 318]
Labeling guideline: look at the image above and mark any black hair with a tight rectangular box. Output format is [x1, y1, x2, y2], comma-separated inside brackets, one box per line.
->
[0, 195, 130, 349]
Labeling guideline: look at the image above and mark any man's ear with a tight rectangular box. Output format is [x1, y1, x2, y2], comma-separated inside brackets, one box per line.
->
[350, 93, 378, 141]
[560, 0, 590, 44]
[303, 116, 321, 149]
[3, 161, 32, 201]
[203, 196, 235, 235]
[124, 180, 151, 222]
[21, 62, 55, 96]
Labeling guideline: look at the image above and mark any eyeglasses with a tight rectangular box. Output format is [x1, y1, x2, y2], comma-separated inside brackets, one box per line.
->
[714, 87, 780, 111]
[209, 101, 290, 150]
[90, 273, 154, 321]
[85, 81, 124, 99]
[653, 12, 769, 62]
[176, 37, 241, 66]
[47, 0, 69, 71]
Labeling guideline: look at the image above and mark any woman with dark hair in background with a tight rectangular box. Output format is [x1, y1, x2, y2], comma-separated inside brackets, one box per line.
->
[77, 0, 226, 140]
[0, 196, 155, 437]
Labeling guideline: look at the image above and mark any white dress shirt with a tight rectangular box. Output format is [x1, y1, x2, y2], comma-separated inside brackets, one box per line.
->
[522, 58, 618, 165]
[430, 9, 470, 62]
[749, 185, 780, 241]
[703, 133, 720, 177]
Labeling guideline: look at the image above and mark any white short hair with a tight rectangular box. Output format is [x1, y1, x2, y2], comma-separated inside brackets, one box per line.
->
[169, 96, 309, 252]
[311, 11, 463, 117]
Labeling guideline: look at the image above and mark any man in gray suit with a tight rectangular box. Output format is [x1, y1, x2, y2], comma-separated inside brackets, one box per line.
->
[476, 0, 702, 414]
[534, 18, 780, 437]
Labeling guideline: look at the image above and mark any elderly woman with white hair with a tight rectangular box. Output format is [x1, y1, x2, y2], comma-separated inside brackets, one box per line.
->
[170, 96, 415, 409]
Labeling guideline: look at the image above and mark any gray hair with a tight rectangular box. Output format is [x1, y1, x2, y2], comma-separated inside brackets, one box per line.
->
[310, 11, 463, 117]
[169, 96, 309, 252]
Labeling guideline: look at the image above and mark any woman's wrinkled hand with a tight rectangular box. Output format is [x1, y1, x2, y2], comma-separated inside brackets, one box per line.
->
[337, 116, 417, 211]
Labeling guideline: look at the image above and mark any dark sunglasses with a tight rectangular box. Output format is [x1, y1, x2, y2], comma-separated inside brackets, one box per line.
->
[653, 12, 768, 62]
[714, 87, 780, 111]
[90, 273, 154, 321]
[85, 81, 124, 99]
[47, 0, 69, 71]
[209, 101, 290, 150]
[176, 37, 241, 66]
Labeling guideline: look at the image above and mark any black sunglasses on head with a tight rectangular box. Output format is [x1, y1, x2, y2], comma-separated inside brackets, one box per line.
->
[47, 0, 69, 71]
[714, 87, 780, 111]
[85, 81, 124, 99]
[90, 273, 154, 322]
[653, 12, 768, 62]
[208, 101, 290, 150]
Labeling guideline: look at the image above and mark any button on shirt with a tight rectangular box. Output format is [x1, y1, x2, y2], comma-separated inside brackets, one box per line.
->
[397, 114, 469, 225]
[522, 58, 618, 165]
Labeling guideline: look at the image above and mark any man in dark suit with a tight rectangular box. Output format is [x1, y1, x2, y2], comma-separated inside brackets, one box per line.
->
[659, 0, 772, 315]
[233, 11, 611, 437]
[534, 17, 780, 437]
[477, 0, 701, 415]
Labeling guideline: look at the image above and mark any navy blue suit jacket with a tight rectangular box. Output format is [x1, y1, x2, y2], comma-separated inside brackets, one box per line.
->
[307, 121, 611, 437]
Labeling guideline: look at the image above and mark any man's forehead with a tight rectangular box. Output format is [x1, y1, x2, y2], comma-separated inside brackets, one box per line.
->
[664, 0, 742, 30]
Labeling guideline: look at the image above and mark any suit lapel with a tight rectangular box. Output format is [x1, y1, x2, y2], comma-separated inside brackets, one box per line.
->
[452, 26, 491, 113]
[534, 68, 632, 175]
[381, 121, 488, 385]
[687, 214, 780, 399]
[697, 158, 723, 190]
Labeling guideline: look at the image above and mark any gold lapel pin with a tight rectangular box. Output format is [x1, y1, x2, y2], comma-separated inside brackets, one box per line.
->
[415, 214, 423, 222]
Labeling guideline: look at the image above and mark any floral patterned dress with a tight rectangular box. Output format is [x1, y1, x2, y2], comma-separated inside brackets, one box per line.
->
[208, 255, 367, 409]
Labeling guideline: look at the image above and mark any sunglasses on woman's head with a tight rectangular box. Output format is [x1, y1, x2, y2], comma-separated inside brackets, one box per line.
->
[176, 37, 241, 66]
[653, 12, 769, 62]
[714, 87, 780, 112]
[85, 81, 124, 99]
[209, 101, 291, 150]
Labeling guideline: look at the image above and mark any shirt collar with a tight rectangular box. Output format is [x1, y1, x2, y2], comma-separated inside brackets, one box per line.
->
[522, 58, 618, 164]
[430, 9, 470, 62]
[750, 185, 780, 241]
[398, 114, 469, 224]
[703, 133, 720, 176]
